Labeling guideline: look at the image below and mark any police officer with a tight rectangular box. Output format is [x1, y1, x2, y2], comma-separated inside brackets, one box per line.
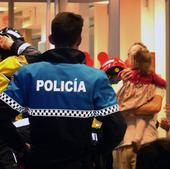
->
[0, 28, 40, 169]
[0, 12, 126, 169]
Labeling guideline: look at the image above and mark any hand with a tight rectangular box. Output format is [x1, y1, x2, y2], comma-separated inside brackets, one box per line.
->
[0, 35, 14, 49]
[17, 143, 31, 168]
[25, 143, 31, 150]
[159, 118, 170, 132]
[120, 68, 133, 81]
[164, 104, 170, 115]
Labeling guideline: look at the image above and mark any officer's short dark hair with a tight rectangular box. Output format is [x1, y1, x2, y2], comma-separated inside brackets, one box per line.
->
[51, 12, 83, 47]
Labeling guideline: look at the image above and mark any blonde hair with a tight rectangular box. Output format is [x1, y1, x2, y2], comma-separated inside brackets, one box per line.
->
[127, 42, 149, 68]
[128, 42, 148, 56]
[133, 49, 152, 74]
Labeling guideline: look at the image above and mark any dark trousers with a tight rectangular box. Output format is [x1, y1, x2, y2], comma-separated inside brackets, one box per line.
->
[0, 142, 18, 169]
[105, 153, 113, 169]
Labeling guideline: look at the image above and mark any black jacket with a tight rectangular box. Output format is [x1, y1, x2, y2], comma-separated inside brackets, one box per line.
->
[0, 39, 39, 169]
[0, 48, 126, 169]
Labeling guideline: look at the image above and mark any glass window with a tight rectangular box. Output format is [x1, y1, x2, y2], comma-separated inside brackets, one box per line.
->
[14, 2, 54, 51]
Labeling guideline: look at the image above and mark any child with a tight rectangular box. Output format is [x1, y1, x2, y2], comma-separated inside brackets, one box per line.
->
[117, 48, 166, 149]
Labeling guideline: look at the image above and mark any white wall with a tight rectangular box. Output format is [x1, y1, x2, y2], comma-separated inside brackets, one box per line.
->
[141, 0, 155, 51]
[154, 0, 166, 77]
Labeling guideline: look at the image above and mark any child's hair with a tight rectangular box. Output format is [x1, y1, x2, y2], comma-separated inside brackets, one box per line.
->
[133, 49, 152, 75]
[128, 42, 148, 57]
[127, 42, 149, 67]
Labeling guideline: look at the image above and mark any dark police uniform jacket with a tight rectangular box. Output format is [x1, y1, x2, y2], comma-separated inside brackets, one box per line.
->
[0, 39, 40, 169]
[0, 48, 126, 169]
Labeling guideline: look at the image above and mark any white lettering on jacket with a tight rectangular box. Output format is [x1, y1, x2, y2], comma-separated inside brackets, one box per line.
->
[36, 79, 86, 92]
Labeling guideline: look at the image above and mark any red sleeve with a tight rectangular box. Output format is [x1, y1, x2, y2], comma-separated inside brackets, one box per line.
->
[152, 73, 166, 88]
[118, 71, 123, 79]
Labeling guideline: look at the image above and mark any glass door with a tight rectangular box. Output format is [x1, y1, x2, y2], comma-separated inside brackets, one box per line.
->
[0, 0, 56, 52]
[14, 1, 55, 51]
[0, 0, 109, 65]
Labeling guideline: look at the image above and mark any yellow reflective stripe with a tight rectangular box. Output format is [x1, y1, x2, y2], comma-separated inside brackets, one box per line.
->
[0, 73, 10, 92]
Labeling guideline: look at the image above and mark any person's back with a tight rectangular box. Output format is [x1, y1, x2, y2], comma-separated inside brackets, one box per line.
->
[0, 12, 126, 169]
[14, 57, 118, 168]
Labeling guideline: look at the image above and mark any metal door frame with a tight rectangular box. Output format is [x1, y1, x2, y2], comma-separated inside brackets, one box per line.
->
[166, 0, 170, 107]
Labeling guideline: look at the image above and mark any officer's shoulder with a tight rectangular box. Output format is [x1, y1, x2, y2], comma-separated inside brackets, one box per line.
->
[17, 61, 42, 73]
[22, 61, 46, 69]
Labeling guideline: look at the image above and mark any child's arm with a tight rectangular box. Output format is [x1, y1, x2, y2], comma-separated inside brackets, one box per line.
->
[134, 88, 164, 116]
[152, 73, 166, 88]
[159, 118, 170, 132]
[135, 95, 163, 115]
[124, 95, 162, 116]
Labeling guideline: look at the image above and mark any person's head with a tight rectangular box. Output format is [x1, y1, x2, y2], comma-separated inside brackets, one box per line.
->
[0, 27, 24, 61]
[136, 139, 170, 169]
[0, 27, 24, 41]
[49, 12, 84, 49]
[126, 42, 149, 67]
[128, 42, 148, 56]
[100, 58, 126, 84]
[133, 49, 152, 75]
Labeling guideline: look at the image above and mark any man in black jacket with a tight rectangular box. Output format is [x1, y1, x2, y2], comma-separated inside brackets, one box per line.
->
[0, 28, 40, 169]
[0, 12, 126, 169]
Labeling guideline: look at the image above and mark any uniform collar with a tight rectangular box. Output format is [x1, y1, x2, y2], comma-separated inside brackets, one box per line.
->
[39, 48, 86, 64]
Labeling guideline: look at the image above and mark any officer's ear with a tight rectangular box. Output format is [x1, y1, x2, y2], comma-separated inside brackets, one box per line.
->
[49, 34, 55, 45]
[76, 35, 82, 47]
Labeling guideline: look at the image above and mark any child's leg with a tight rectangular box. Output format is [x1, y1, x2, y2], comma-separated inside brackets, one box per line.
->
[132, 118, 146, 152]
[134, 118, 146, 143]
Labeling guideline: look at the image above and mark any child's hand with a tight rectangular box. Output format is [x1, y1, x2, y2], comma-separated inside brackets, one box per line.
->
[164, 104, 170, 115]
[160, 118, 170, 132]
[120, 68, 133, 81]
[0, 35, 14, 49]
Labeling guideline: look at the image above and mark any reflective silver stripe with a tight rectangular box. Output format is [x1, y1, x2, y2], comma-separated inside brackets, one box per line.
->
[7, 29, 21, 38]
[28, 104, 119, 118]
[17, 42, 31, 55]
[12, 152, 17, 163]
[0, 92, 25, 113]
[91, 133, 98, 141]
